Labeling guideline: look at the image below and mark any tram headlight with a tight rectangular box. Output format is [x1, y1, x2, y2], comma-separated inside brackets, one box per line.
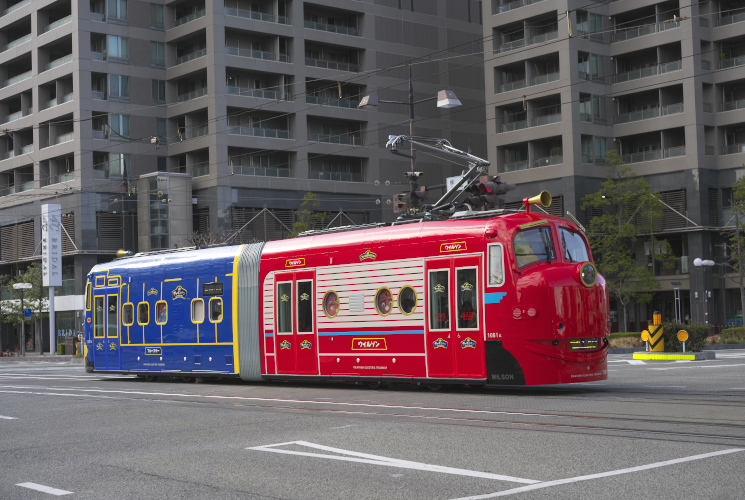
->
[575, 262, 597, 287]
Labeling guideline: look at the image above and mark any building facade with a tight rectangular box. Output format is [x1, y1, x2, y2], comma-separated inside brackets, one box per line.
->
[486, 0, 745, 329]
[0, 0, 486, 352]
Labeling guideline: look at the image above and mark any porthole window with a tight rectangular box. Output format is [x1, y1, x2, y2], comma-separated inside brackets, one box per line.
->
[375, 288, 393, 316]
[398, 286, 417, 315]
[122, 303, 134, 326]
[209, 297, 224, 323]
[323, 291, 340, 318]
[137, 302, 150, 325]
[155, 300, 168, 325]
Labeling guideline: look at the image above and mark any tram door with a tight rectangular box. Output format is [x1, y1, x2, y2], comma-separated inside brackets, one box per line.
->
[425, 257, 485, 379]
[274, 271, 319, 375]
[92, 286, 121, 370]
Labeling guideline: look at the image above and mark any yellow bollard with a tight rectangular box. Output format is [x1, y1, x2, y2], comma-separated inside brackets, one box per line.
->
[648, 311, 664, 352]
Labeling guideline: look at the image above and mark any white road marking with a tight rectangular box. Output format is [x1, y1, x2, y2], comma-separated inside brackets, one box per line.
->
[330, 424, 357, 429]
[0, 415, 17, 419]
[643, 386, 686, 388]
[648, 364, 745, 371]
[16, 482, 73, 496]
[450, 448, 745, 499]
[248, 441, 540, 484]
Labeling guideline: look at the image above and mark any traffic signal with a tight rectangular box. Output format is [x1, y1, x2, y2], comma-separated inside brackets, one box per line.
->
[464, 175, 516, 210]
[393, 194, 408, 213]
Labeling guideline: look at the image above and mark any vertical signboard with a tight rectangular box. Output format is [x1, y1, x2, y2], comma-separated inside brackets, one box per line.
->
[42, 204, 62, 287]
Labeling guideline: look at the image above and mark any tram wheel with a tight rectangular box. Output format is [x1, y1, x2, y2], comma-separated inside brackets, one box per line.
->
[366, 382, 382, 389]
[182, 377, 195, 383]
[144, 375, 155, 382]
[426, 384, 443, 392]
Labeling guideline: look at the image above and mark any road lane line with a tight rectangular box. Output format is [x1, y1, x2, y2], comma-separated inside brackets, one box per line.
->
[16, 483, 72, 496]
[248, 441, 540, 484]
[0, 415, 17, 419]
[648, 364, 745, 371]
[450, 448, 745, 499]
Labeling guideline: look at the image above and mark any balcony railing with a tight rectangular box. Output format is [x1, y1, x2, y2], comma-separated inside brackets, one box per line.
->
[717, 11, 745, 27]
[92, 90, 106, 100]
[172, 48, 206, 66]
[233, 165, 292, 177]
[172, 9, 205, 28]
[90, 11, 105, 21]
[2, 109, 30, 124]
[705, 145, 715, 156]
[2, 0, 32, 16]
[225, 46, 275, 61]
[621, 146, 685, 164]
[304, 20, 359, 36]
[45, 54, 73, 71]
[495, 0, 544, 14]
[496, 39, 524, 53]
[500, 120, 527, 133]
[533, 112, 561, 126]
[308, 133, 361, 145]
[502, 161, 528, 172]
[305, 57, 360, 72]
[49, 172, 75, 184]
[175, 87, 207, 103]
[720, 55, 745, 70]
[2, 70, 33, 88]
[20, 144, 33, 154]
[614, 60, 681, 83]
[721, 98, 745, 112]
[306, 95, 359, 108]
[612, 21, 679, 43]
[227, 126, 291, 139]
[179, 125, 208, 140]
[615, 103, 683, 124]
[2, 33, 32, 52]
[192, 164, 209, 177]
[3, 151, 15, 159]
[52, 133, 75, 146]
[722, 143, 745, 155]
[227, 86, 289, 100]
[704, 102, 713, 112]
[224, 7, 289, 24]
[530, 72, 559, 86]
[533, 155, 563, 168]
[44, 15, 72, 33]
[91, 51, 106, 61]
[499, 80, 525, 93]
[308, 170, 364, 182]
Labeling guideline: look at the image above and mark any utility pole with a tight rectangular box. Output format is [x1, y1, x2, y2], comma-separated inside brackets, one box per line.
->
[13, 282, 32, 356]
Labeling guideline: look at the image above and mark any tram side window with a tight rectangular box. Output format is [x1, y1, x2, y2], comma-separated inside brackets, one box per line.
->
[122, 304, 134, 326]
[297, 281, 313, 332]
[514, 226, 556, 269]
[560, 228, 591, 263]
[488, 244, 505, 286]
[85, 283, 92, 310]
[107, 296, 118, 337]
[155, 301, 168, 325]
[456, 268, 479, 329]
[191, 299, 205, 323]
[398, 286, 417, 315]
[94, 296, 105, 337]
[137, 302, 150, 325]
[277, 282, 292, 333]
[429, 270, 450, 329]
[209, 297, 224, 323]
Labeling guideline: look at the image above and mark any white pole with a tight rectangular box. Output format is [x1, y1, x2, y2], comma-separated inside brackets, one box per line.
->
[49, 286, 56, 355]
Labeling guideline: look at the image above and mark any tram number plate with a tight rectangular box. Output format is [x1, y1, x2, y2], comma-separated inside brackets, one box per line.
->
[569, 338, 600, 351]
[145, 347, 163, 355]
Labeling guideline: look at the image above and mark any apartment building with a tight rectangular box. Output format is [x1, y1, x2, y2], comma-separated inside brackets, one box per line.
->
[0, 0, 485, 351]
[485, 0, 745, 329]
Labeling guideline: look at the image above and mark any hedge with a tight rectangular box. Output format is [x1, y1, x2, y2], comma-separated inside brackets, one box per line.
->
[610, 332, 643, 339]
[719, 327, 745, 344]
[658, 322, 709, 352]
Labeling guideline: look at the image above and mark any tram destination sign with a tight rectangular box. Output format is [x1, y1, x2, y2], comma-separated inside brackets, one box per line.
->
[203, 282, 224, 296]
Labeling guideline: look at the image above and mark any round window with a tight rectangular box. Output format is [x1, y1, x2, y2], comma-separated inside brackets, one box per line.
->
[398, 286, 417, 315]
[323, 291, 339, 318]
[375, 288, 393, 316]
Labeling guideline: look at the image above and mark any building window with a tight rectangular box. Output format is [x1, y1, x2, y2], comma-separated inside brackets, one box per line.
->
[150, 3, 164, 28]
[152, 80, 166, 103]
[157, 157, 167, 171]
[107, 35, 129, 60]
[108, 0, 127, 21]
[156, 118, 166, 140]
[109, 75, 129, 99]
[151, 42, 165, 66]
[109, 114, 130, 139]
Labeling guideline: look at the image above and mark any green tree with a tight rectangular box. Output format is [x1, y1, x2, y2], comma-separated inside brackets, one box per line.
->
[582, 150, 671, 332]
[289, 192, 327, 238]
[1, 264, 49, 353]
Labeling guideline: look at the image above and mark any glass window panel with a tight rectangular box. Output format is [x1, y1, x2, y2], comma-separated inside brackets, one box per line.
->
[561, 228, 591, 263]
[456, 268, 478, 329]
[107, 295, 118, 337]
[428, 270, 450, 329]
[192, 299, 205, 323]
[95, 296, 104, 337]
[489, 244, 505, 286]
[297, 281, 313, 332]
[138, 302, 149, 325]
[277, 283, 292, 333]
[122, 303, 134, 326]
[398, 286, 417, 314]
[514, 227, 555, 268]
[209, 298, 223, 322]
[155, 301, 167, 325]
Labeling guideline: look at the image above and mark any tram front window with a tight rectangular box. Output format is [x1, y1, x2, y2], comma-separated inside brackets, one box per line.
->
[514, 226, 555, 269]
[560, 228, 590, 263]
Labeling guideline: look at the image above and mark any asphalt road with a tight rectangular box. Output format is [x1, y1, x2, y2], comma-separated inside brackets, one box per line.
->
[1, 351, 744, 500]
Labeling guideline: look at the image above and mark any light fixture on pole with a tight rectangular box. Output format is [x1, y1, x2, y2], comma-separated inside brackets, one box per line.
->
[693, 258, 715, 325]
[13, 282, 32, 356]
[358, 65, 462, 209]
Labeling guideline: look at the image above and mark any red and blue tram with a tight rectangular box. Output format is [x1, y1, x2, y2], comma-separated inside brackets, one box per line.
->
[84, 193, 610, 386]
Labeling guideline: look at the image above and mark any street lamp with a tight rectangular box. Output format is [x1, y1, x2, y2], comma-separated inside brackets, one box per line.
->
[13, 282, 32, 356]
[693, 258, 715, 325]
[358, 65, 462, 209]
